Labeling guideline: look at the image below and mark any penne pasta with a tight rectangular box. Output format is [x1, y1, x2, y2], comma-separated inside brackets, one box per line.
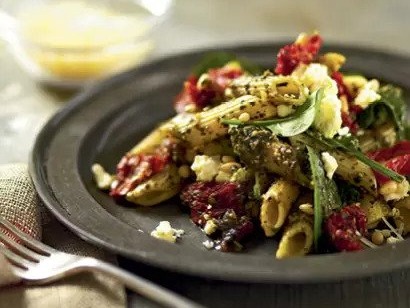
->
[260, 178, 300, 237]
[168, 95, 277, 147]
[276, 211, 314, 259]
[225, 74, 309, 106]
[126, 164, 181, 206]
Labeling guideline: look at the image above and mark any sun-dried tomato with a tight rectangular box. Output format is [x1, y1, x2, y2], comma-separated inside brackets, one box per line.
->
[274, 34, 322, 75]
[110, 141, 172, 200]
[180, 181, 247, 225]
[181, 181, 254, 252]
[341, 111, 360, 134]
[174, 66, 244, 113]
[367, 141, 410, 185]
[331, 71, 352, 102]
[325, 204, 367, 252]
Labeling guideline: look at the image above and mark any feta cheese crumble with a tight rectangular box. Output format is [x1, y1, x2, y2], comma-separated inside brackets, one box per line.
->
[321, 152, 338, 179]
[353, 79, 381, 109]
[293, 63, 342, 138]
[150, 221, 184, 243]
[91, 164, 114, 190]
[191, 155, 221, 182]
[202, 240, 215, 249]
[337, 126, 350, 136]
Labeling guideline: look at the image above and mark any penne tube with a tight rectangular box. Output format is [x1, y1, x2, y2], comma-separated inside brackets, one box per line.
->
[225, 74, 309, 106]
[126, 164, 181, 206]
[331, 151, 378, 196]
[276, 211, 314, 259]
[260, 178, 300, 237]
[168, 95, 277, 147]
[129, 122, 171, 155]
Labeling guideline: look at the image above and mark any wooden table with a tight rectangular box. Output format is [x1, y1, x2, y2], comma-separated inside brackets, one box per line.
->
[1, 1, 409, 306]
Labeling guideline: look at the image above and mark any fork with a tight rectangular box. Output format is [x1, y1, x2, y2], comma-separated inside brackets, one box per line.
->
[0, 216, 204, 308]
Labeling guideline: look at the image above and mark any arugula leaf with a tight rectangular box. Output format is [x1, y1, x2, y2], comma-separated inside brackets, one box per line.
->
[192, 52, 262, 76]
[301, 131, 404, 182]
[357, 85, 406, 139]
[335, 179, 361, 205]
[222, 89, 323, 137]
[307, 146, 342, 251]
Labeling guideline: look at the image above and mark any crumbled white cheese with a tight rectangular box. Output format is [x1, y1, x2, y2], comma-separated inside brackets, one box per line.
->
[294, 63, 342, 138]
[150, 221, 184, 243]
[191, 155, 221, 182]
[203, 219, 218, 235]
[353, 79, 381, 109]
[202, 240, 215, 249]
[313, 92, 342, 138]
[91, 164, 114, 190]
[321, 152, 338, 179]
[380, 180, 409, 202]
[277, 104, 294, 117]
[337, 126, 350, 136]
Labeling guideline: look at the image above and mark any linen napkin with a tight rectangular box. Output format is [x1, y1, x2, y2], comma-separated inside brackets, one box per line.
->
[0, 163, 126, 308]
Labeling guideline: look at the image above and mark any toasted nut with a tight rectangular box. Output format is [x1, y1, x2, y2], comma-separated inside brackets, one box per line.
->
[238, 112, 250, 122]
[219, 162, 241, 173]
[298, 203, 314, 215]
[371, 230, 384, 245]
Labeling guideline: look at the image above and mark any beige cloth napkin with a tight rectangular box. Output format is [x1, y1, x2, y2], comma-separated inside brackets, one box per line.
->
[0, 164, 126, 307]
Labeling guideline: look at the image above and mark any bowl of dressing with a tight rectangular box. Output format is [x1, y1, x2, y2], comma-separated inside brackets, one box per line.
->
[0, 0, 173, 88]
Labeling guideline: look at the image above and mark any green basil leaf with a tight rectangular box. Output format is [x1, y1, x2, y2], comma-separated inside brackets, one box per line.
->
[265, 89, 323, 137]
[192, 52, 262, 76]
[222, 88, 323, 137]
[307, 146, 341, 251]
[357, 84, 406, 139]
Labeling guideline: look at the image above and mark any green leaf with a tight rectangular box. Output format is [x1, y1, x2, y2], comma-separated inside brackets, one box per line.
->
[301, 131, 404, 182]
[335, 179, 361, 205]
[192, 52, 262, 76]
[357, 84, 406, 139]
[307, 146, 342, 251]
[222, 88, 323, 137]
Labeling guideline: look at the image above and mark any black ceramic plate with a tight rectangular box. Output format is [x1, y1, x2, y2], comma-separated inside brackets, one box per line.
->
[30, 43, 410, 283]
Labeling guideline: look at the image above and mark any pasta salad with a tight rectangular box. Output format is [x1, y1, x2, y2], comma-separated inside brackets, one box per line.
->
[93, 32, 410, 258]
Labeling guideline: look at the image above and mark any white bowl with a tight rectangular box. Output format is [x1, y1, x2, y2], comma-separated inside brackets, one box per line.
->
[0, 0, 173, 89]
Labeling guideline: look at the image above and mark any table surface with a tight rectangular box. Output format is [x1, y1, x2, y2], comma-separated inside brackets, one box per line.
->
[1, 1, 410, 307]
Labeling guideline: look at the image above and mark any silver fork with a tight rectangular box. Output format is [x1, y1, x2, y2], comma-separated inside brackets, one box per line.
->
[0, 216, 203, 308]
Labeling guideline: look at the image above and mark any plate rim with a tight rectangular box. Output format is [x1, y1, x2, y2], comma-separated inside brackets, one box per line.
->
[30, 42, 410, 283]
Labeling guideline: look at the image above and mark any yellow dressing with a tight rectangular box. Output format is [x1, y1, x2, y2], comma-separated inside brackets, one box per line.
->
[17, 1, 153, 81]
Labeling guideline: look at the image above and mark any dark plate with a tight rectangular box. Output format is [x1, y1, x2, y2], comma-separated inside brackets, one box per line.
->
[30, 43, 410, 283]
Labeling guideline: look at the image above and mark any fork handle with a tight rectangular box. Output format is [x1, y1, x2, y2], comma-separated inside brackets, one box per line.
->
[78, 257, 204, 308]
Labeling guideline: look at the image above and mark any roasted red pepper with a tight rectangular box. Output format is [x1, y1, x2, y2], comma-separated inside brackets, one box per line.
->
[274, 34, 322, 75]
[367, 141, 410, 185]
[173, 65, 244, 113]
